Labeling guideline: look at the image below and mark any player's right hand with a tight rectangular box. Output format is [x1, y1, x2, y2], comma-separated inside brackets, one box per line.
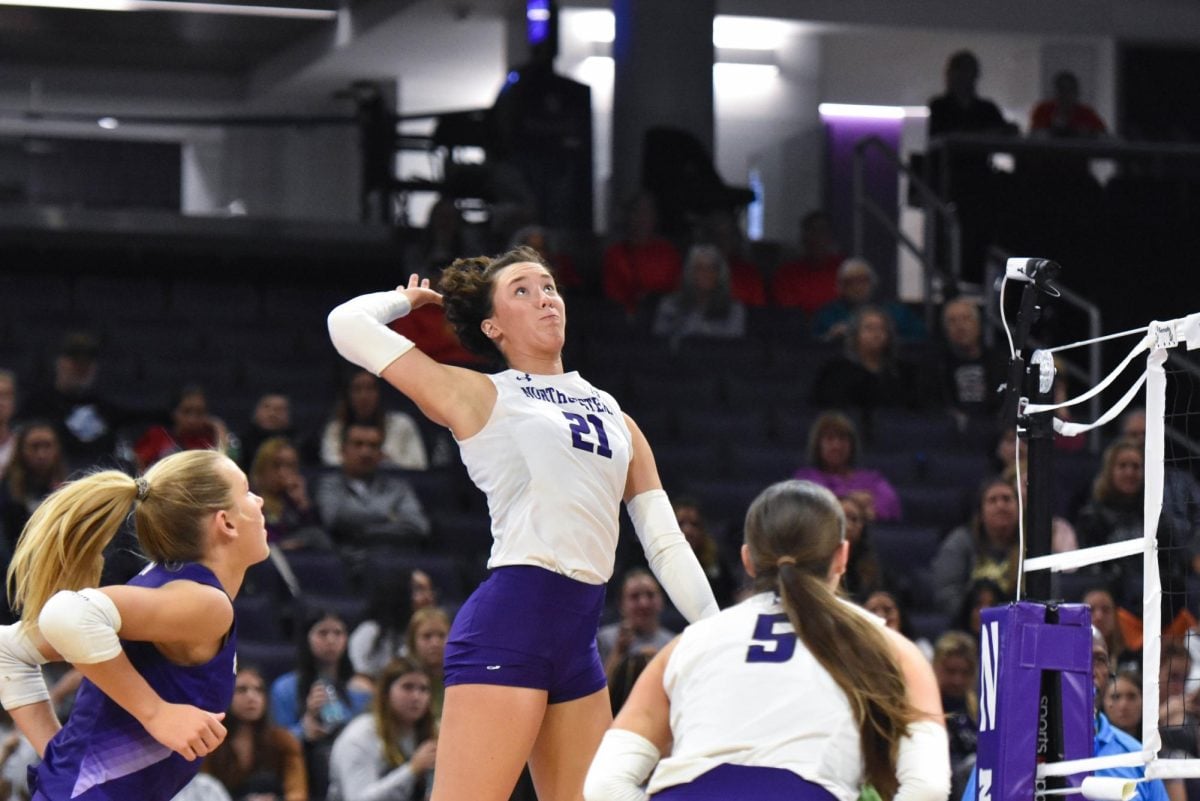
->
[398, 273, 443, 310]
[143, 703, 226, 761]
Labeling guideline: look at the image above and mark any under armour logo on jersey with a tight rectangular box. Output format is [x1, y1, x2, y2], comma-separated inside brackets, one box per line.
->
[516, 373, 532, 382]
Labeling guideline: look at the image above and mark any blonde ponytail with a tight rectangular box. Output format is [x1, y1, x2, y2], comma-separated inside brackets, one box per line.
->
[7, 471, 138, 624]
[7, 449, 234, 626]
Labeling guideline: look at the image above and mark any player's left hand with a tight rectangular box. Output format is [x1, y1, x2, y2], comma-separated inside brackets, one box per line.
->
[143, 703, 226, 761]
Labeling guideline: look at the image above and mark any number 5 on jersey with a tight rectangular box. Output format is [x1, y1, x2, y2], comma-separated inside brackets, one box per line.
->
[746, 613, 796, 663]
[562, 411, 612, 458]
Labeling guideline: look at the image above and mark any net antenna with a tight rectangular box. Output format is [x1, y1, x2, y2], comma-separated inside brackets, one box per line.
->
[1004, 257, 1200, 781]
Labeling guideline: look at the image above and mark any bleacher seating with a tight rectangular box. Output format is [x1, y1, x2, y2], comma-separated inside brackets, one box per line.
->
[0, 237, 1122, 675]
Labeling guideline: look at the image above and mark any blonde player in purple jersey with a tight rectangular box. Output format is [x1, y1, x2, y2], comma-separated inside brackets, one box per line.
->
[0, 449, 270, 800]
[327, 246, 718, 801]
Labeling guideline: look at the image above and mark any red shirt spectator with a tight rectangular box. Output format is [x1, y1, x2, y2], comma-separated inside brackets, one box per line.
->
[770, 210, 844, 313]
[603, 191, 683, 313]
[729, 258, 767, 307]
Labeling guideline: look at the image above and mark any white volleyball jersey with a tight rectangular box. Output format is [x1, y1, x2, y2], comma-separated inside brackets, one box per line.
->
[457, 369, 632, 584]
[648, 592, 880, 801]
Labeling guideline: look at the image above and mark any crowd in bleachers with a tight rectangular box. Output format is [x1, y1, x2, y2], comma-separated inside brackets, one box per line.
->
[3, 183, 1200, 799]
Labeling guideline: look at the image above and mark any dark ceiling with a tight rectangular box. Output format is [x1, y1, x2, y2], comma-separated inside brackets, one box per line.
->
[0, 1, 340, 74]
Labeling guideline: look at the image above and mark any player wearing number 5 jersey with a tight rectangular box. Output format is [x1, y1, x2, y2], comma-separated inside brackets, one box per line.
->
[584, 480, 951, 801]
[327, 246, 718, 801]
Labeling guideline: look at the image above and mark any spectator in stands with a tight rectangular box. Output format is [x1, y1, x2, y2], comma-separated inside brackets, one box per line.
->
[673, 496, 738, 608]
[933, 631, 979, 778]
[811, 258, 926, 343]
[134, 384, 229, 470]
[596, 568, 677, 676]
[328, 657, 437, 801]
[1074, 439, 1144, 599]
[863, 589, 934, 661]
[932, 477, 1021, 613]
[1030, 71, 1107, 139]
[651, 244, 747, 349]
[1084, 586, 1139, 670]
[0, 421, 67, 551]
[1104, 667, 1142, 740]
[270, 608, 372, 801]
[19, 331, 133, 469]
[812, 306, 921, 412]
[952, 578, 1004, 643]
[510, 224, 584, 292]
[250, 437, 331, 551]
[320, 370, 427, 471]
[793, 412, 903, 522]
[1158, 641, 1199, 761]
[410, 568, 437, 611]
[0, 370, 15, 480]
[348, 569, 415, 683]
[770, 210, 845, 314]
[405, 607, 450, 724]
[403, 195, 484, 280]
[602, 191, 683, 318]
[203, 665, 307, 801]
[840, 494, 885, 602]
[927, 50, 1018, 285]
[237, 392, 297, 471]
[933, 298, 1006, 429]
[315, 422, 430, 549]
[699, 208, 766, 307]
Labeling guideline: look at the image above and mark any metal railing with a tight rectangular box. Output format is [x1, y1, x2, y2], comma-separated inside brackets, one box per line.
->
[851, 135, 961, 331]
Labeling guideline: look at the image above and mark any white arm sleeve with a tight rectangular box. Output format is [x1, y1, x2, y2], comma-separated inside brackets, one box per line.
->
[326, 291, 416, 376]
[627, 490, 719, 623]
[0, 624, 49, 710]
[583, 728, 660, 801]
[894, 720, 952, 801]
[38, 588, 123, 665]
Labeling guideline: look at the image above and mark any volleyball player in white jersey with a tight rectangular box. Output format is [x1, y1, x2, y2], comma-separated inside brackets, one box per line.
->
[584, 480, 951, 801]
[326, 246, 718, 801]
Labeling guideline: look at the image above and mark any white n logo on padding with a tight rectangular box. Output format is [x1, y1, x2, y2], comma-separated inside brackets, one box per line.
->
[980, 620, 1000, 732]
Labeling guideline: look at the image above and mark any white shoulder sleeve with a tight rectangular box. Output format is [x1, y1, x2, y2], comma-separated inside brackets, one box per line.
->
[626, 490, 719, 623]
[327, 291, 415, 376]
[894, 719, 951, 801]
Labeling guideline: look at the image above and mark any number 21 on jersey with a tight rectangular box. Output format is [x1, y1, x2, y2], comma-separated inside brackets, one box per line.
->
[746, 613, 795, 663]
[562, 411, 612, 458]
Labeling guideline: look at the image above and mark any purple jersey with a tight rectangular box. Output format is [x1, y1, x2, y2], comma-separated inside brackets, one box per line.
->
[32, 562, 236, 801]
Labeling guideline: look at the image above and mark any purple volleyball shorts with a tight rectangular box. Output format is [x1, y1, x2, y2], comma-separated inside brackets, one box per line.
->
[443, 564, 607, 703]
[652, 765, 839, 801]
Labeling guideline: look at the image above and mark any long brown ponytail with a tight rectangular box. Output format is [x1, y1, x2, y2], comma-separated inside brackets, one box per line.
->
[744, 480, 915, 798]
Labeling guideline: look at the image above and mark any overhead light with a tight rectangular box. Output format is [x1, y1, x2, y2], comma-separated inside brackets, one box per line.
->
[818, 104, 931, 119]
[97, 116, 119, 129]
[712, 16, 788, 50]
[0, 1, 338, 19]
[819, 103, 905, 120]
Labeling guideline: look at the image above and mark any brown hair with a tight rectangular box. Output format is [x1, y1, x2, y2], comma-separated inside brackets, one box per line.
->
[373, 656, 436, 769]
[438, 245, 553, 362]
[249, 437, 297, 521]
[1093, 439, 1142, 503]
[8, 449, 234, 624]
[805, 411, 859, 469]
[405, 606, 450, 664]
[744, 480, 914, 797]
[933, 630, 979, 720]
[5, 422, 67, 503]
